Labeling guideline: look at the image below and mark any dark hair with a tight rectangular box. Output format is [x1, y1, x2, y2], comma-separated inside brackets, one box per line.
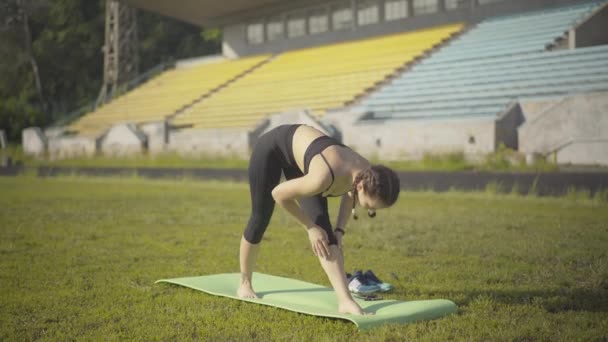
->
[351, 165, 400, 218]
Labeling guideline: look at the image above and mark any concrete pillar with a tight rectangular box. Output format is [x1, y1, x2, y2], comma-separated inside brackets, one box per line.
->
[569, 2, 608, 49]
[0, 129, 7, 167]
[140, 121, 168, 155]
[568, 28, 576, 50]
[0, 129, 6, 149]
[22, 127, 47, 156]
[99, 123, 147, 156]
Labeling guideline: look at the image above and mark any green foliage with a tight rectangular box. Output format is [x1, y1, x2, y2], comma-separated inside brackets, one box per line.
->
[482, 143, 517, 170]
[0, 0, 222, 143]
[138, 11, 221, 71]
[528, 176, 540, 197]
[368, 148, 559, 173]
[481, 144, 557, 172]
[23, 151, 249, 169]
[509, 182, 522, 196]
[0, 177, 607, 340]
[31, 0, 106, 112]
[201, 27, 222, 42]
[565, 186, 591, 202]
[1, 0, 106, 140]
[593, 188, 608, 204]
[374, 151, 473, 172]
[421, 151, 471, 171]
[0, 96, 46, 141]
[484, 180, 505, 195]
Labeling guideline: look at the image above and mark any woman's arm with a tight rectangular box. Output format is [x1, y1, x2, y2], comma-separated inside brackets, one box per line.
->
[335, 193, 352, 232]
[272, 174, 333, 258]
[332, 193, 352, 249]
[271, 174, 329, 229]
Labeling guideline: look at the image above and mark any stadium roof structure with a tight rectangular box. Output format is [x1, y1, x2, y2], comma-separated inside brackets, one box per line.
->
[122, 0, 327, 27]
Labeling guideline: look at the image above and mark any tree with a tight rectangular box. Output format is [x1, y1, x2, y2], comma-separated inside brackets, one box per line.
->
[1, 0, 106, 140]
[0, 0, 222, 143]
[138, 11, 221, 71]
[0, 0, 49, 141]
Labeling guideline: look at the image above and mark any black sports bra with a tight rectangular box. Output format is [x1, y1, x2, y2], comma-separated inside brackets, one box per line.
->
[303, 135, 348, 198]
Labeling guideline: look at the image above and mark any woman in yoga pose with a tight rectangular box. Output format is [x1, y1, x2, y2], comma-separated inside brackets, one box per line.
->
[238, 124, 400, 315]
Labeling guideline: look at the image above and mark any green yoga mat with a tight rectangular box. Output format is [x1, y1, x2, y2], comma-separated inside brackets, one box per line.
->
[155, 272, 457, 330]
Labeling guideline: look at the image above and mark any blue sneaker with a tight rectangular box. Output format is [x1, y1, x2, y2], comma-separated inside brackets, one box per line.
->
[347, 271, 380, 294]
[363, 270, 394, 292]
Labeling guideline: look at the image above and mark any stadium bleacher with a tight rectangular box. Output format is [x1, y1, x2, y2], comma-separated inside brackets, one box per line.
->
[170, 24, 463, 129]
[358, 1, 607, 121]
[68, 55, 270, 136]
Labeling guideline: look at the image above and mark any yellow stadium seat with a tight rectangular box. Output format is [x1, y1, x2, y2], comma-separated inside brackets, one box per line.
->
[68, 55, 271, 135]
[172, 24, 464, 129]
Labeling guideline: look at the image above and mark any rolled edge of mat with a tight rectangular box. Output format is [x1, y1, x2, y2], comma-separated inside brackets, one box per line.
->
[355, 299, 458, 330]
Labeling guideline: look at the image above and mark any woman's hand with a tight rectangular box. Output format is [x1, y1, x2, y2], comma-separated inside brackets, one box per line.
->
[308, 226, 330, 259]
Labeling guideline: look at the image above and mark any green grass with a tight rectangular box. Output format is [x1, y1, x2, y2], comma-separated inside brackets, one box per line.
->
[4, 145, 249, 170]
[5, 144, 561, 172]
[1, 176, 607, 340]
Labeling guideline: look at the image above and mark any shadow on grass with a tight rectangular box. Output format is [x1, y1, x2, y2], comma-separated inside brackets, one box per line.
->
[432, 287, 608, 313]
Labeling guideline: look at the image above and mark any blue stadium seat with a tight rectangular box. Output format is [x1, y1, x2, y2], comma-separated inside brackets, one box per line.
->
[358, 1, 607, 121]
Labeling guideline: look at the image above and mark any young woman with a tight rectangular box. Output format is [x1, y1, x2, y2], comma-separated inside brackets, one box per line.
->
[238, 124, 400, 315]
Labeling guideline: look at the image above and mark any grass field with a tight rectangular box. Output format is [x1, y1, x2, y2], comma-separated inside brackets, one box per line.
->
[5, 144, 562, 172]
[1, 176, 607, 341]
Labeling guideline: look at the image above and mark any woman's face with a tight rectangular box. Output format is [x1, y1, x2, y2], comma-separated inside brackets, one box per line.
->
[356, 183, 387, 210]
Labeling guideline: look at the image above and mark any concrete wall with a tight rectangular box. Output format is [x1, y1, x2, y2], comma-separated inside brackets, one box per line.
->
[519, 98, 569, 154]
[168, 127, 250, 157]
[519, 91, 608, 165]
[223, 0, 592, 57]
[140, 121, 168, 155]
[569, 2, 608, 48]
[166, 112, 497, 161]
[22, 127, 47, 156]
[325, 111, 496, 160]
[556, 139, 608, 165]
[99, 124, 147, 156]
[518, 98, 562, 122]
[47, 136, 96, 159]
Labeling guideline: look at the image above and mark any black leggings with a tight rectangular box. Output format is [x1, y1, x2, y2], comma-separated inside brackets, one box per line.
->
[243, 124, 338, 246]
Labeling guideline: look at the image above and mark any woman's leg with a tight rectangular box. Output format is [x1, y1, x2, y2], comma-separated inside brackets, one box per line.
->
[317, 245, 367, 315]
[238, 136, 283, 298]
[238, 236, 261, 298]
[297, 196, 368, 315]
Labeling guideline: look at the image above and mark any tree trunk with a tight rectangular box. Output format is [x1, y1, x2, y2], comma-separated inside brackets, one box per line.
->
[19, 0, 46, 111]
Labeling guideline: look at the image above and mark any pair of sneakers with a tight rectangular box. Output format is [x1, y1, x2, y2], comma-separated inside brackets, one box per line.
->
[346, 270, 394, 294]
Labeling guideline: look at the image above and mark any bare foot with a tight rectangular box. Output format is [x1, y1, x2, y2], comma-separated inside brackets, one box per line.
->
[237, 284, 259, 299]
[338, 299, 373, 315]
